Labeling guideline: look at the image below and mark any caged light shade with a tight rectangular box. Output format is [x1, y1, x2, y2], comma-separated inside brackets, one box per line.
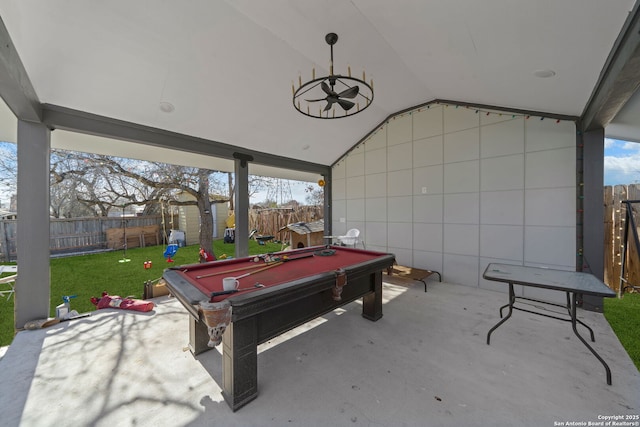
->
[293, 33, 374, 119]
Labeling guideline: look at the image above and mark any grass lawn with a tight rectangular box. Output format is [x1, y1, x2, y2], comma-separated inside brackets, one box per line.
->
[0, 240, 284, 347]
[604, 292, 640, 371]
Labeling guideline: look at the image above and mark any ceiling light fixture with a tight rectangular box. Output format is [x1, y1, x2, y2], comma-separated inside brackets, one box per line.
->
[533, 69, 556, 78]
[159, 101, 175, 113]
[293, 33, 374, 119]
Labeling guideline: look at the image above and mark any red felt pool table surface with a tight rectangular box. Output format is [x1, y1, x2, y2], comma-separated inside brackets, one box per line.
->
[170, 245, 389, 300]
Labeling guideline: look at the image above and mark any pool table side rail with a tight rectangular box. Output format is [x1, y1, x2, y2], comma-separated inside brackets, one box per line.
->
[235, 254, 395, 345]
[162, 269, 205, 318]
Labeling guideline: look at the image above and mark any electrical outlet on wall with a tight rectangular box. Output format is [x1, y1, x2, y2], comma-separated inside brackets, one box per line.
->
[421, 186, 427, 194]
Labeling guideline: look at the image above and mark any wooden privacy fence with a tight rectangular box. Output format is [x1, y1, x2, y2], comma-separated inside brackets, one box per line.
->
[249, 206, 324, 243]
[604, 184, 640, 293]
[0, 207, 324, 261]
[0, 214, 177, 262]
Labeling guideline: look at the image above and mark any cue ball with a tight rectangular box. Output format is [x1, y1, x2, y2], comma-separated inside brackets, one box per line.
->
[254, 257, 259, 262]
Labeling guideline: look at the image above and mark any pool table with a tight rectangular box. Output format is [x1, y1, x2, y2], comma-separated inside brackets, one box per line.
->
[163, 245, 395, 411]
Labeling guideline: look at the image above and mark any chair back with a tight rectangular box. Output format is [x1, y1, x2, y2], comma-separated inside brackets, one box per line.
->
[0, 273, 17, 301]
[340, 229, 360, 247]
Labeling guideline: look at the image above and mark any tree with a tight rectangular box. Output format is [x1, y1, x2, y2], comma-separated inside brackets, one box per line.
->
[51, 152, 224, 260]
[49, 153, 280, 258]
[0, 142, 17, 209]
[50, 177, 98, 218]
[0, 143, 307, 257]
[305, 184, 324, 206]
[50, 151, 116, 217]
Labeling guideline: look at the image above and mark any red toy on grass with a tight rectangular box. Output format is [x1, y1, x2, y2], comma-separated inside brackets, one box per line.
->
[199, 247, 216, 263]
[91, 292, 154, 312]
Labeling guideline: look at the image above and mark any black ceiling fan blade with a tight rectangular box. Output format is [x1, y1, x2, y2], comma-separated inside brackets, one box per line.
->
[321, 81, 336, 97]
[323, 100, 335, 112]
[337, 99, 355, 111]
[305, 98, 326, 103]
[338, 86, 359, 99]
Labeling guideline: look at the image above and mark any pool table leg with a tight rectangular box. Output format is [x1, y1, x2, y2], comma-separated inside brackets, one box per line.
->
[189, 315, 213, 355]
[362, 271, 383, 321]
[222, 317, 259, 411]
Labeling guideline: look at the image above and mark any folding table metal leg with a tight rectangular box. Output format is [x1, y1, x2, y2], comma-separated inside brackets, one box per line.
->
[487, 283, 515, 345]
[569, 292, 612, 385]
[565, 292, 595, 342]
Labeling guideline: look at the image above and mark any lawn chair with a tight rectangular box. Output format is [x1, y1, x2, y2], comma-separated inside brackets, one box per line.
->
[325, 228, 363, 248]
[339, 228, 361, 248]
[0, 274, 17, 301]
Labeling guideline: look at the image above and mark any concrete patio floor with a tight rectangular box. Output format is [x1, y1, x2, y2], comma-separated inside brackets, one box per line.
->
[0, 278, 638, 427]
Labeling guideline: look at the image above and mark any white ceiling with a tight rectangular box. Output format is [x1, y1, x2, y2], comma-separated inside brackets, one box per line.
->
[0, 0, 638, 174]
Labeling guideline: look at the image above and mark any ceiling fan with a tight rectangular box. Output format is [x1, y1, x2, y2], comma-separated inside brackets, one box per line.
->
[306, 80, 360, 112]
[292, 32, 373, 119]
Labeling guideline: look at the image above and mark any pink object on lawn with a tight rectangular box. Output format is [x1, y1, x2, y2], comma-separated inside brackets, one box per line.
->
[91, 292, 154, 312]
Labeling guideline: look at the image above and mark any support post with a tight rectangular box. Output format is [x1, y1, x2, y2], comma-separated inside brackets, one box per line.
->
[582, 127, 605, 311]
[16, 120, 50, 328]
[233, 153, 251, 258]
[323, 172, 332, 239]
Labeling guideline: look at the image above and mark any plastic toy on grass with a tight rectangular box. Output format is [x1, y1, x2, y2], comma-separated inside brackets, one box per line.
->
[164, 243, 179, 262]
[56, 295, 77, 319]
[249, 229, 274, 245]
[199, 247, 216, 263]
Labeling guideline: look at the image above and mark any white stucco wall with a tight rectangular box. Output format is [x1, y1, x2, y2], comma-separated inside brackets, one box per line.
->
[332, 103, 577, 301]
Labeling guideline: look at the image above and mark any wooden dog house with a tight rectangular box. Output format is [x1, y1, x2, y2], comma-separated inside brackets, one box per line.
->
[286, 220, 325, 249]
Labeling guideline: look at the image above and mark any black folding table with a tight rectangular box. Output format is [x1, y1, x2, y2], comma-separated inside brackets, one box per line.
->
[483, 263, 617, 385]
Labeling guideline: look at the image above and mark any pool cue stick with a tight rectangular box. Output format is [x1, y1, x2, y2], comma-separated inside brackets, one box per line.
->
[235, 261, 284, 279]
[196, 252, 315, 279]
[197, 250, 318, 280]
[196, 263, 266, 279]
[210, 289, 238, 299]
[235, 253, 314, 278]
[282, 252, 315, 262]
[210, 283, 265, 299]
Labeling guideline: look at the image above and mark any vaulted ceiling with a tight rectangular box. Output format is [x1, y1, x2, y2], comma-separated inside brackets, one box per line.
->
[0, 0, 639, 180]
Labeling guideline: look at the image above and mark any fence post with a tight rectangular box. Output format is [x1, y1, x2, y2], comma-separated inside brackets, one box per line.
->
[0, 219, 7, 262]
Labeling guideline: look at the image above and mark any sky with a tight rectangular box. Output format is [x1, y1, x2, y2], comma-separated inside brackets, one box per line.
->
[603, 138, 640, 185]
[249, 180, 314, 205]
